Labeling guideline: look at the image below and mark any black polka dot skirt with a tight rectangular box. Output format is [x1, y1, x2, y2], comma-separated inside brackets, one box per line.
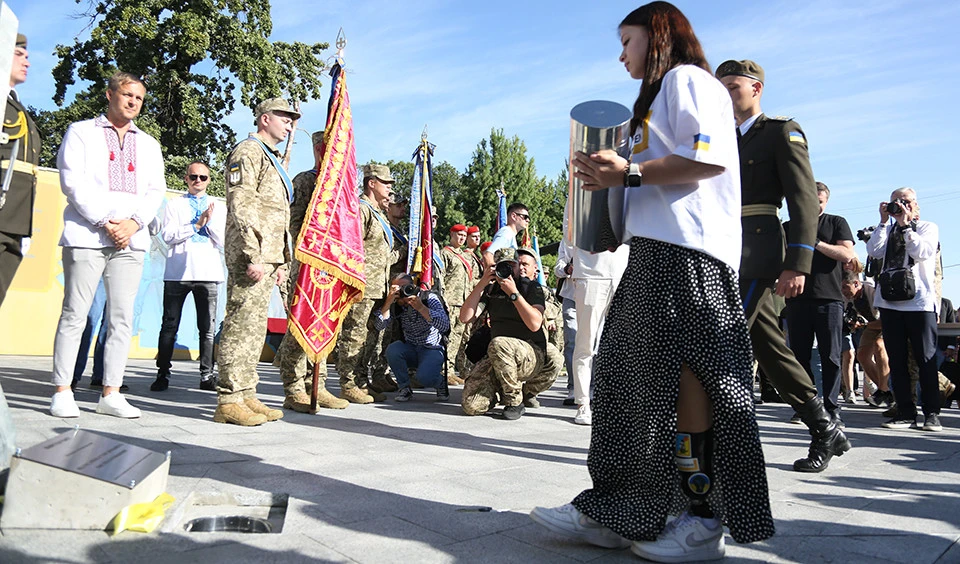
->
[572, 237, 775, 544]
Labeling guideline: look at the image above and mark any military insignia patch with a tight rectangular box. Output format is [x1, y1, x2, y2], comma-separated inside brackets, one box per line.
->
[789, 131, 805, 144]
[693, 133, 710, 151]
[688, 472, 711, 494]
[228, 162, 241, 184]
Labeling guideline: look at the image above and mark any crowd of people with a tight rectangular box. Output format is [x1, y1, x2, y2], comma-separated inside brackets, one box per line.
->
[1, 2, 955, 561]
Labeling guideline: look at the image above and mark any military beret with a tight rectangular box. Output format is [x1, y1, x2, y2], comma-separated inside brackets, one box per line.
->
[715, 59, 764, 84]
[450, 224, 467, 233]
[255, 97, 301, 121]
[362, 163, 395, 183]
[494, 248, 519, 264]
[466, 225, 480, 235]
[15, 34, 26, 48]
[480, 241, 493, 253]
[311, 130, 324, 146]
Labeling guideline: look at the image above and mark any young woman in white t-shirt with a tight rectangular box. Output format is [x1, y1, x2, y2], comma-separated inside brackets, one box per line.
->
[530, 2, 774, 561]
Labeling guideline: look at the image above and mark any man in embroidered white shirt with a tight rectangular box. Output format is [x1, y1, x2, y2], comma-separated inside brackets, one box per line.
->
[49, 72, 166, 419]
[150, 161, 225, 393]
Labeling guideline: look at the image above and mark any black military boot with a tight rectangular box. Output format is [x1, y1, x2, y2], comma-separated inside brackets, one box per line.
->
[793, 396, 851, 473]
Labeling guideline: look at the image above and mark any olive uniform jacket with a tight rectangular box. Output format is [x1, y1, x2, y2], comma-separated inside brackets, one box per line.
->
[738, 113, 818, 280]
[1, 94, 40, 237]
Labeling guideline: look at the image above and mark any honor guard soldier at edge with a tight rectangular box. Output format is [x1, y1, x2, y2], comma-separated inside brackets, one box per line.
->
[716, 59, 852, 472]
[0, 34, 40, 306]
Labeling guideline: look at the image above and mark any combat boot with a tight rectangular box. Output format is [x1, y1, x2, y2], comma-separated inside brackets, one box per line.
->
[214, 403, 268, 426]
[283, 391, 314, 413]
[369, 376, 399, 393]
[316, 388, 349, 409]
[244, 397, 284, 421]
[363, 387, 387, 402]
[341, 386, 374, 404]
[793, 396, 851, 472]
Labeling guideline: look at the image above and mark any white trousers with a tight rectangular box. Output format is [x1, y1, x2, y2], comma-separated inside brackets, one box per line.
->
[52, 247, 144, 388]
[572, 278, 617, 405]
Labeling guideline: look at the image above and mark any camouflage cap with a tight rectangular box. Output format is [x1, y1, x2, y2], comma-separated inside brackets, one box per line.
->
[517, 247, 538, 261]
[494, 247, 519, 264]
[310, 130, 324, 146]
[15, 34, 26, 48]
[362, 163, 395, 183]
[254, 97, 301, 120]
[715, 59, 764, 83]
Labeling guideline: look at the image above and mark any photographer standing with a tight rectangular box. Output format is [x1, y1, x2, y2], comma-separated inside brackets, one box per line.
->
[866, 187, 942, 431]
[374, 274, 450, 402]
[459, 248, 562, 420]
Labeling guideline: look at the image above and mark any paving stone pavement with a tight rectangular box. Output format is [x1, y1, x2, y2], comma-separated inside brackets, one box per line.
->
[0, 355, 958, 563]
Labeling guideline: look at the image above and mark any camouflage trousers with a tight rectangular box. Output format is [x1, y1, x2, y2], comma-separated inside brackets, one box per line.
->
[444, 305, 467, 377]
[461, 337, 562, 414]
[336, 298, 376, 390]
[217, 263, 280, 404]
[277, 330, 328, 396]
[362, 298, 388, 382]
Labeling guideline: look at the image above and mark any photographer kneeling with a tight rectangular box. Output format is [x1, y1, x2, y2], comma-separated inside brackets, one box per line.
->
[374, 274, 450, 402]
[866, 187, 942, 431]
[459, 248, 562, 420]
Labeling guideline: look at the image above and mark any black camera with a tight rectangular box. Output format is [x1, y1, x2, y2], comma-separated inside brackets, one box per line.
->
[843, 304, 867, 332]
[399, 284, 419, 298]
[856, 226, 875, 243]
[494, 262, 514, 279]
[886, 200, 903, 215]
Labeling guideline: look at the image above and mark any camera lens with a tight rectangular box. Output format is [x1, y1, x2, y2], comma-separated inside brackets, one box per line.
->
[399, 284, 419, 298]
[886, 201, 902, 215]
[495, 262, 514, 279]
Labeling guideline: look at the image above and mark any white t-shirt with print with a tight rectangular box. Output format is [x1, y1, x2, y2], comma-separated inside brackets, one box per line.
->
[622, 64, 741, 270]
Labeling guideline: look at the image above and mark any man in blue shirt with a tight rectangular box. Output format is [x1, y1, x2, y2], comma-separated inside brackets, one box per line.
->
[374, 274, 451, 401]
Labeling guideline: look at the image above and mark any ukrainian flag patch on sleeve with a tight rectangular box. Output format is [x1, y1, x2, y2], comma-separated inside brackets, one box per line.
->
[789, 131, 805, 144]
[693, 133, 710, 151]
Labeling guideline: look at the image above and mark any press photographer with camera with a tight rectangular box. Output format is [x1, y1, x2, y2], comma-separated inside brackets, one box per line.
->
[841, 269, 894, 407]
[374, 274, 450, 402]
[458, 247, 561, 420]
[865, 187, 942, 431]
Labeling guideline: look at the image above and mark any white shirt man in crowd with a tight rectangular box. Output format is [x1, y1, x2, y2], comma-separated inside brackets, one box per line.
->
[49, 71, 165, 419]
[483, 202, 530, 267]
[151, 161, 226, 393]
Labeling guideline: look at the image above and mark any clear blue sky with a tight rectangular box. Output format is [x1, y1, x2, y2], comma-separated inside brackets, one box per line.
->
[10, 0, 960, 303]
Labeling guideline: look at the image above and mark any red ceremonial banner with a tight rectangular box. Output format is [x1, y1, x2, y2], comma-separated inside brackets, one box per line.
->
[288, 64, 365, 362]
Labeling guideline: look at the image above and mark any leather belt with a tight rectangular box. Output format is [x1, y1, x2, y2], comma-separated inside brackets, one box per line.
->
[741, 204, 779, 217]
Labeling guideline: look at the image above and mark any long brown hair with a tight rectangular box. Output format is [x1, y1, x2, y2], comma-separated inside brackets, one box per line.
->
[621, 2, 710, 133]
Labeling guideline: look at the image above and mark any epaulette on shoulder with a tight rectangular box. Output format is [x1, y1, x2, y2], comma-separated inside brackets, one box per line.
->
[769, 115, 794, 122]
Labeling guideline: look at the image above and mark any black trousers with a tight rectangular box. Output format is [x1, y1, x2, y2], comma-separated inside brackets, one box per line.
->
[785, 300, 844, 415]
[879, 308, 940, 418]
[157, 281, 219, 378]
[0, 231, 23, 307]
[740, 278, 818, 409]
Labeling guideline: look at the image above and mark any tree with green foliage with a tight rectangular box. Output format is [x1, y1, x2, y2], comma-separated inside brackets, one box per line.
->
[34, 0, 329, 196]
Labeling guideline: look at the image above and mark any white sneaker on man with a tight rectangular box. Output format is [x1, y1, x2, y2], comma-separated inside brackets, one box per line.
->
[530, 503, 630, 549]
[50, 390, 81, 418]
[96, 393, 142, 418]
[631, 511, 725, 562]
[574, 403, 592, 425]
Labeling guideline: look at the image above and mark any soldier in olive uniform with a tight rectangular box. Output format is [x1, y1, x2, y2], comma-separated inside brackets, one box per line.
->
[215, 98, 300, 426]
[276, 130, 349, 412]
[441, 224, 471, 384]
[717, 60, 851, 472]
[366, 193, 408, 393]
[335, 163, 394, 404]
[0, 34, 40, 306]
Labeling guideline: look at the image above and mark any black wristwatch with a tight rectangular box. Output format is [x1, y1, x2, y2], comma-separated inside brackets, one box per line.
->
[624, 162, 643, 187]
[509, 292, 519, 302]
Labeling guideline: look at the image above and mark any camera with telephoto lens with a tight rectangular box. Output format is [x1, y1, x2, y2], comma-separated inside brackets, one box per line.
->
[886, 200, 904, 215]
[856, 226, 875, 243]
[399, 284, 419, 298]
[495, 261, 514, 279]
[843, 303, 867, 332]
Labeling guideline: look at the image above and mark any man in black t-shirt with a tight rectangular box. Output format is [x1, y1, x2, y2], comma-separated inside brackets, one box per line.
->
[783, 182, 856, 422]
[458, 248, 562, 420]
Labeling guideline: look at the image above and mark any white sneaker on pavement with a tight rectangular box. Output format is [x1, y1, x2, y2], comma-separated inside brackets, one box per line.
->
[574, 403, 592, 425]
[50, 390, 81, 418]
[530, 503, 630, 549]
[96, 393, 142, 418]
[631, 511, 725, 562]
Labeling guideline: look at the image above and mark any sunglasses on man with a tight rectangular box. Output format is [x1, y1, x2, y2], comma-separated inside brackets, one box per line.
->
[188, 174, 209, 182]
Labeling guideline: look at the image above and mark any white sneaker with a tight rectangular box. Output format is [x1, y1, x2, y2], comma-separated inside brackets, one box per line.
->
[50, 390, 81, 418]
[96, 393, 141, 418]
[530, 503, 630, 549]
[631, 511, 725, 562]
[842, 390, 858, 404]
[574, 403, 592, 425]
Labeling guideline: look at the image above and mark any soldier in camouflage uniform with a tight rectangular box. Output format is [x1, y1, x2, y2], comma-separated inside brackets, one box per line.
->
[440, 224, 471, 385]
[215, 98, 299, 426]
[335, 163, 394, 404]
[459, 248, 562, 420]
[275, 131, 349, 412]
[367, 194, 408, 393]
